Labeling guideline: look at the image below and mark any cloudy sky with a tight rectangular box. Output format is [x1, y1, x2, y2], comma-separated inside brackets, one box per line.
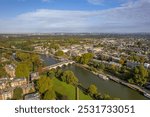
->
[0, 0, 150, 33]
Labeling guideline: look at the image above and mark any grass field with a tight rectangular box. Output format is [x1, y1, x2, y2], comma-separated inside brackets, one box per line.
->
[52, 78, 92, 100]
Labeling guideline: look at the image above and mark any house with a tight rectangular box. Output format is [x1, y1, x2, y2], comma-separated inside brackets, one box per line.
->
[126, 61, 140, 68]
[24, 92, 40, 100]
[0, 78, 9, 90]
[34, 46, 44, 52]
[111, 56, 121, 63]
[93, 47, 103, 53]
[30, 72, 39, 81]
[0, 89, 13, 100]
[1, 57, 8, 62]
[62, 48, 69, 53]
[4, 64, 16, 78]
[0, 82, 7, 90]
[109, 62, 122, 67]
[21, 83, 35, 94]
[11, 78, 27, 88]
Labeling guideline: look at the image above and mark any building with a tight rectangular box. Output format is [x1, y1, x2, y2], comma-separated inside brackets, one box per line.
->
[21, 83, 35, 94]
[4, 64, 16, 78]
[11, 78, 27, 88]
[61, 48, 69, 53]
[30, 72, 39, 81]
[126, 61, 140, 68]
[0, 82, 7, 90]
[0, 78, 9, 90]
[0, 89, 13, 100]
[24, 92, 40, 100]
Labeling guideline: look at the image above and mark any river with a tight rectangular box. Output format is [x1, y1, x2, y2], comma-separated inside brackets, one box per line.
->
[41, 55, 147, 100]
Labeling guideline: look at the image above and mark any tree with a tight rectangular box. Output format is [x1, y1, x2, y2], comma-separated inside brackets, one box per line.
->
[87, 84, 97, 96]
[13, 87, 23, 100]
[61, 70, 78, 85]
[98, 63, 105, 70]
[16, 52, 30, 61]
[30, 54, 41, 72]
[49, 44, 60, 51]
[103, 94, 112, 100]
[48, 69, 56, 78]
[55, 69, 63, 78]
[119, 58, 125, 65]
[37, 76, 53, 94]
[43, 89, 56, 100]
[131, 65, 148, 86]
[0, 66, 7, 77]
[80, 53, 94, 64]
[55, 50, 64, 57]
[92, 61, 99, 68]
[15, 61, 31, 78]
[74, 56, 81, 63]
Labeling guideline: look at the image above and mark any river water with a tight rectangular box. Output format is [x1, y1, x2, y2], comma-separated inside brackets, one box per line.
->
[41, 55, 147, 100]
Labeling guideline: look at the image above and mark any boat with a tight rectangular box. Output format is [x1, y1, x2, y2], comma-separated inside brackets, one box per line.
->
[144, 93, 150, 99]
[98, 74, 109, 80]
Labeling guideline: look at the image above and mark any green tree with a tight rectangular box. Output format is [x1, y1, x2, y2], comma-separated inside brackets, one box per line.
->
[30, 54, 41, 72]
[55, 69, 63, 78]
[0, 66, 7, 77]
[131, 65, 148, 86]
[48, 69, 56, 78]
[103, 94, 112, 100]
[61, 70, 78, 85]
[74, 56, 81, 63]
[49, 44, 60, 51]
[98, 63, 105, 70]
[43, 89, 56, 100]
[87, 84, 97, 96]
[55, 50, 64, 57]
[16, 52, 30, 61]
[13, 87, 23, 100]
[37, 76, 53, 94]
[15, 61, 31, 78]
[80, 53, 94, 64]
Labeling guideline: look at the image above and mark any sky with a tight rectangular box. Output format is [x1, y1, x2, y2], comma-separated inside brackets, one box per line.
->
[0, 0, 150, 33]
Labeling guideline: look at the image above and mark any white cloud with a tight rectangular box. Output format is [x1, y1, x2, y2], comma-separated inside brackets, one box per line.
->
[0, 0, 150, 33]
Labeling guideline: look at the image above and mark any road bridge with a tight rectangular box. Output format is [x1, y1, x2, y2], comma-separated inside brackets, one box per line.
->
[43, 60, 75, 70]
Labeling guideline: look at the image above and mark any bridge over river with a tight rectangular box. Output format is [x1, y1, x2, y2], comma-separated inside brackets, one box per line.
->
[42, 60, 75, 71]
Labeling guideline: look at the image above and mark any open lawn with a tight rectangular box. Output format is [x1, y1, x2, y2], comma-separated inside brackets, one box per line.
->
[52, 78, 92, 100]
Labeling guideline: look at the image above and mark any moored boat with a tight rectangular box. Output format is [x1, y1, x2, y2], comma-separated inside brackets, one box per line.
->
[98, 74, 109, 80]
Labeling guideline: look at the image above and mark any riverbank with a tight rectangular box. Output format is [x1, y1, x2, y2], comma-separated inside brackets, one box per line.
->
[75, 63, 150, 99]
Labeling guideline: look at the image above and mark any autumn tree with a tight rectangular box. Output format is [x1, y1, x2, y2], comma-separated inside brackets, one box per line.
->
[130, 65, 148, 86]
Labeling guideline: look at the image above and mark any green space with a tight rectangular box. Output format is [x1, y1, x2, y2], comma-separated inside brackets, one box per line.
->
[52, 78, 92, 100]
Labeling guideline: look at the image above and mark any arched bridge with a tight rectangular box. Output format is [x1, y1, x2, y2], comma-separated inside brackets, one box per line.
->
[42, 60, 75, 71]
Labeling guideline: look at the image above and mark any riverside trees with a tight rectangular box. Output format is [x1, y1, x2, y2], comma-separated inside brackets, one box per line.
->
[74, 53, 94, 64]
[36, 76, 56, 100]
[61, 70, 78, 85]
[128, 65, 149, 86]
